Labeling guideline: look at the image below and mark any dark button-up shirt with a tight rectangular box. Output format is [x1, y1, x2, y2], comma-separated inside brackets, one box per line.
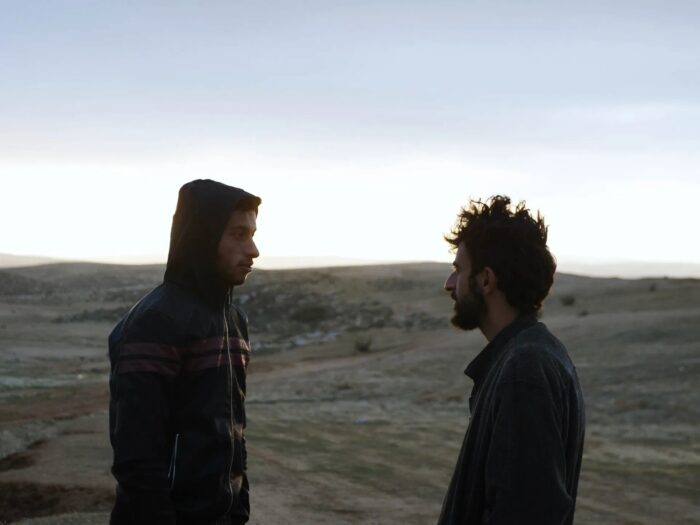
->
[438, 314, 585, 525]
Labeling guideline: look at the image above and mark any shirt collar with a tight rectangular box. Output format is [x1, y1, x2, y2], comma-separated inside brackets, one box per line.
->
[464, 313, 539, 383]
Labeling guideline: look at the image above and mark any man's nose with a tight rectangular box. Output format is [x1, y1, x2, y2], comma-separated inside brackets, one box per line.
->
[249, 241, 260, 259]
[444, 273, 455, 292]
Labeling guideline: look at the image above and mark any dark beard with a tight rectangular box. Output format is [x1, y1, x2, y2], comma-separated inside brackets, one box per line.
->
[450, 280, 486, 331]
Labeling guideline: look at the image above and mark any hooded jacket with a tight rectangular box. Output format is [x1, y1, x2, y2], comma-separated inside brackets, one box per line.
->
[108, 180, 261, 525]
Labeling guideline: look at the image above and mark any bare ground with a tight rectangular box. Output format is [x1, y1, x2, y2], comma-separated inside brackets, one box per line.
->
[1, 263, 699, 524]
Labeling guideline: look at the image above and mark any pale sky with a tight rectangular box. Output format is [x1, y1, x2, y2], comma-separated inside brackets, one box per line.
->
[2, 1, 699, 271]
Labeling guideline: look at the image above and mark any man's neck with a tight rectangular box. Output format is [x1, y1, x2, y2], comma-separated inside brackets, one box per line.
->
[480, 307, 520, 342]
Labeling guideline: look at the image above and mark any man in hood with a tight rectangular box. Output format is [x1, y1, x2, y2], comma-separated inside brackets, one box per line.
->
[438, 196, 585, 525]
[108, 179, 261, 525]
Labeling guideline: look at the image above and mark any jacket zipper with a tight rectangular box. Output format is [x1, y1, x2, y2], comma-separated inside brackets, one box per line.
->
[168, 433, 180, 490]
[223, 309, 235, 515]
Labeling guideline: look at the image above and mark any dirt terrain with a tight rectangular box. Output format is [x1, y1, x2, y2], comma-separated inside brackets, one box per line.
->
[0, 262, 699, 524]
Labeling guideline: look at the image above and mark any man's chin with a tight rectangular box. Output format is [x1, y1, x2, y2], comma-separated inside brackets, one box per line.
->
[232, 274, 248, 286]
[222, 271, 249, 287]
[450, 314, 480, 331]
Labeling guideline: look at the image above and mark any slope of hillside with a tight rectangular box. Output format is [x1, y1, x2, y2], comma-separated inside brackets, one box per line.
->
[0, 263, 698, 524]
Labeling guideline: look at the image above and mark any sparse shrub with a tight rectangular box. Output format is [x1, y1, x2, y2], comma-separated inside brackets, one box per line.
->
[289, 304, 330, 323]
[354, 336, 372, 353]
[53, 306, 130, 323]
[560, 294, 576, 307]
[649, 283, 657, 292]
[104, 288, 150, 302]
[373, 277, 417, 291]
[578, 309, 589, 317]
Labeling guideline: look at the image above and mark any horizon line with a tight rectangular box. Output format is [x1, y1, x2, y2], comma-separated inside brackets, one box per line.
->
[1, 252, 700, 279]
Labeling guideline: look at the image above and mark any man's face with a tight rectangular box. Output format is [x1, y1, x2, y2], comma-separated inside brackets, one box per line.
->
[444, 243, 486, 330]
[215, 209, 259, 286]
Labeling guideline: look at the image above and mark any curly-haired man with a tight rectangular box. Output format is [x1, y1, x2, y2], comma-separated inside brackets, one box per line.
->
[438, 196, 585, 525]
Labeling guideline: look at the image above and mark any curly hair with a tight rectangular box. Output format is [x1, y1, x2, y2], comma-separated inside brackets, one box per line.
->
[445, 195, 556, 314]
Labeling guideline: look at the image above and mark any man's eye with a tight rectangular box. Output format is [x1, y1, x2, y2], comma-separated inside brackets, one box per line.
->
[236, 230, 253, 241]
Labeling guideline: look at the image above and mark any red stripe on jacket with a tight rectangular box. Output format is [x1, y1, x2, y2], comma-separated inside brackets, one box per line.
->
[117, 337, 250, 375]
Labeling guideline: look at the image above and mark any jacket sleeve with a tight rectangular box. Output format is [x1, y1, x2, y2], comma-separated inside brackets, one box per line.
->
[483, 378, 573, 525]
[109, 310, 182, 525]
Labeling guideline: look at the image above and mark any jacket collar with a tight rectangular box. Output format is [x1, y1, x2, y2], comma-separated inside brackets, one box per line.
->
[464, 313, 538, 384]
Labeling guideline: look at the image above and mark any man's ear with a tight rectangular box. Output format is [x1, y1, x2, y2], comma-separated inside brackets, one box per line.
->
[481, 267, 497, 294]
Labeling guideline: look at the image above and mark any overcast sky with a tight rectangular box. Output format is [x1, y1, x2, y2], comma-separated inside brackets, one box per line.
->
[2, 1, 699, 271]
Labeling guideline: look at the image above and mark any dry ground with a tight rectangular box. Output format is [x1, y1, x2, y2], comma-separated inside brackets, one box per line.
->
[0, 263, 699, 524]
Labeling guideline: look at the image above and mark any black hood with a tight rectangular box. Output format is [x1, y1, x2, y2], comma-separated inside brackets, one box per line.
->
[164, 179, 261, 308]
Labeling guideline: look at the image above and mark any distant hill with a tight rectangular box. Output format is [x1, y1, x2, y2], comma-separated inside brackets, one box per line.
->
[0, 253, 63, 268]
[2, 252, 699, 278]
[0, 262, 165, 295]
[558, 261, 700, 279]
